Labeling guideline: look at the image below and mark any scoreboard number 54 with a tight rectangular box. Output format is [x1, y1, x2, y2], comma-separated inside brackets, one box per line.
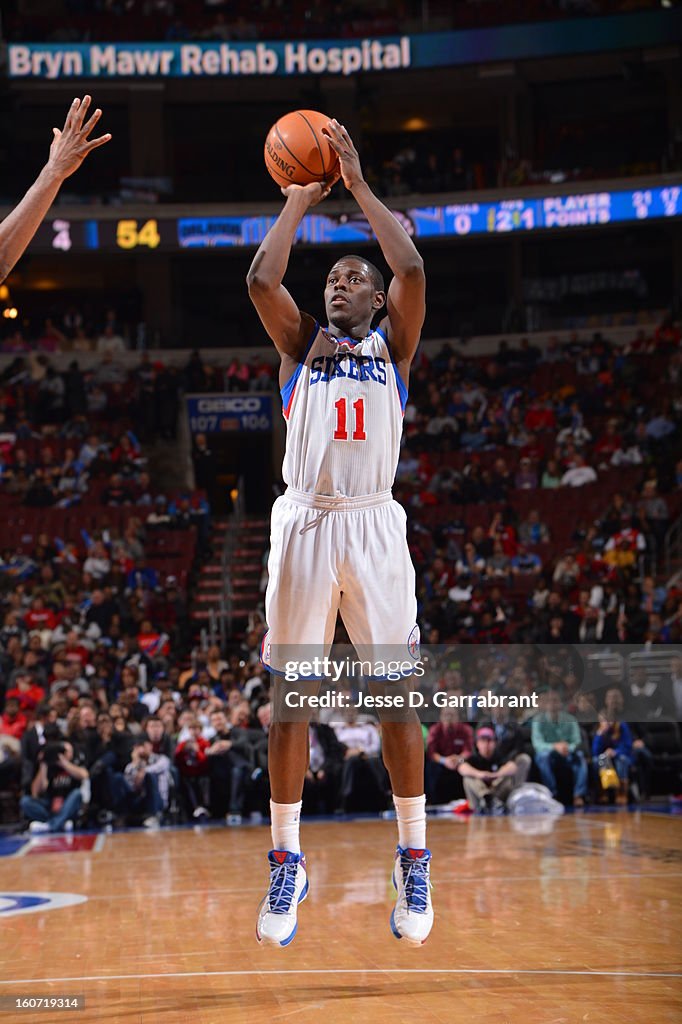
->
[116, 219, 161, 250]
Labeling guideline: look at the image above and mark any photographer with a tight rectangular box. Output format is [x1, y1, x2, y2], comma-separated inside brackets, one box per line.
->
[20, 739, 88, 833]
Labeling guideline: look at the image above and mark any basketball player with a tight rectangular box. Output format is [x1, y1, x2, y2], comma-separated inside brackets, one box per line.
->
[247, 119, 432, 947]
[0, 96, 110, 283]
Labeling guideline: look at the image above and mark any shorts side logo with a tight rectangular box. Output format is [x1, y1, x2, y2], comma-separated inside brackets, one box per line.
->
[407, 625, 420, 660]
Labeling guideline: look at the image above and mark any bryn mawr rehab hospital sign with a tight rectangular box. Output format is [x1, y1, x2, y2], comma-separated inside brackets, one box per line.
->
[8, 39, 411, 79]
[7, 11, 681, 80]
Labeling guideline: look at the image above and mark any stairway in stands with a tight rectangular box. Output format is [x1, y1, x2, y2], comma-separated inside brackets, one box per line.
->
[191, 516, 270, 638]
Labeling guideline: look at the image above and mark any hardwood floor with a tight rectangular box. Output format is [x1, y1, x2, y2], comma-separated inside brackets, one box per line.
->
[1, 812, 680, 1023]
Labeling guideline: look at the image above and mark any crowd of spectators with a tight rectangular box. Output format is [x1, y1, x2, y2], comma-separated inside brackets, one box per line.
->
[361, 129, 664, 200]
[3, 611, 680, 831]
[0, 333, 223, 829]
[0, 310, 275, 434]
[3, 0, 660, 44]
[388, 321, 682, 648]
[423, 639, 682, 810]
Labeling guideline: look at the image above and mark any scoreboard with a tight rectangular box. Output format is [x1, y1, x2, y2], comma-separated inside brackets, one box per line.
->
[412, 187, 681, 237]
[29, 184, 681, 254]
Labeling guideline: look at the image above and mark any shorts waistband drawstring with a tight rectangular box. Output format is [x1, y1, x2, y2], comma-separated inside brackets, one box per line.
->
[285, 486, 393, 534]
[298, 504, 339, 535]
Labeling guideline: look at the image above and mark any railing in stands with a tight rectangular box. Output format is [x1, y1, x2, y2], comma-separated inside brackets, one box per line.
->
[639, 537, 658, 583]
[219, 475, 246, 646]
[664, 513, 682, 581]
[199, 610, 219, 650]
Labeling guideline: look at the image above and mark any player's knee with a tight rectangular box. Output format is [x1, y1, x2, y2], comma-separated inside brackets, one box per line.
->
[378, 711, 421, 732]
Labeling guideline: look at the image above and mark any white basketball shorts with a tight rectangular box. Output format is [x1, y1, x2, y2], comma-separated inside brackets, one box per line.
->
[261, 487, 420, 676]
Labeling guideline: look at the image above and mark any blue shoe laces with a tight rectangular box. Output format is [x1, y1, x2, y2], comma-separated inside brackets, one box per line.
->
[266, 857, 300, 914]
[398, 849, 431, 914]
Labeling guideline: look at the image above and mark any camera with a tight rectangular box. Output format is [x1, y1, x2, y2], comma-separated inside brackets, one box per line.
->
[43, 742, 65, 766]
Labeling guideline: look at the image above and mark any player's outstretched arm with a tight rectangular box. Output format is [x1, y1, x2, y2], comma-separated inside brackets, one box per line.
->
[246, 181, 334, 359]
[0, 96, 111, 283]
[323, 119, 425, 365]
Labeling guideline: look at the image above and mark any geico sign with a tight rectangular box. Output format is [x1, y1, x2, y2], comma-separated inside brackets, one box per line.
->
[196, 398, 262, 413]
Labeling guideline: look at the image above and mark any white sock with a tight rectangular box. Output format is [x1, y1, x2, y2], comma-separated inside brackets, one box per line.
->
[270, 799, 302, 854]
[393, 794, 427, 850]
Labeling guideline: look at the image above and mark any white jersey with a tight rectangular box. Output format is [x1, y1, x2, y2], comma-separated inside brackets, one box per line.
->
[280, 321, 407, 497]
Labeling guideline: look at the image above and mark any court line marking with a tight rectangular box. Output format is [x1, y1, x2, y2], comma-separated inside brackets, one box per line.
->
[3, 840, 34, 859]
[0, 967, 680, 985]
[0, 834, 108, 859]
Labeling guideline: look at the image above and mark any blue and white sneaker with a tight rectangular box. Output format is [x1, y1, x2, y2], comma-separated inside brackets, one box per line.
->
[256, 850, 309, 947]
[390, 846, 433, 946]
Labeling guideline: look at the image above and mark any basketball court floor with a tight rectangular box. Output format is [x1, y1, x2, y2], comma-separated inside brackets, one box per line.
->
[1, 812, 680, 1023]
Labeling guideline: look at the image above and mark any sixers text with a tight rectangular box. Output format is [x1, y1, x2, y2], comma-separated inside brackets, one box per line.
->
[309, 353, 387, 386]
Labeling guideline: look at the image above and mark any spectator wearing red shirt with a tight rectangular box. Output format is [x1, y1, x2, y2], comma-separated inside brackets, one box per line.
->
[423, 556, 456, 595]
[594, 420, 623, 463]
[427, 706, 474, 804]
[225, 358, 250, 392]
[489, 513, 517, 558]
[6, 670, 45, 713]
[476, 611, 511, 644]
[24, 597, 57, 633]
[519, 433, 546, 464]
[137, 619, 170, 658]
[63, 630, 91, 669]
[110, 432, 142, 469]
[175, 719, 210, 819]
[524, 399, 556, 434]
[0, 696, 28, 739]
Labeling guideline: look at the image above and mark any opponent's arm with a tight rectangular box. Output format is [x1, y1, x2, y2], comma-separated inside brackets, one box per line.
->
[324, 119, 425, 365]
[246, 181, 334, 359]
[0, 96, 111, 283]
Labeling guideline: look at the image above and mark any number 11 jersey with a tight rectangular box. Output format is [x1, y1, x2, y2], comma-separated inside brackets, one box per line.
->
[280, 322, 407, 498]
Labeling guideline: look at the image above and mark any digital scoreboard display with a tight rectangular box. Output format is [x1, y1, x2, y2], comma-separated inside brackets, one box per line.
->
[32, 216, 177, 253]
[28, 184, 681, 255]
[410, 187, 681, 237]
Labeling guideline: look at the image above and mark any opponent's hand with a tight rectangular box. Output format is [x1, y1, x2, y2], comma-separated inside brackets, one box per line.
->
[280, 179, 336, 208]
[323, 119, 364, 191]
[47, 96, 111, 181]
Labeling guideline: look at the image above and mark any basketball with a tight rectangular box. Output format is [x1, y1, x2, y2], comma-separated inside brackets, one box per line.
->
[264, 109, 339, 188]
